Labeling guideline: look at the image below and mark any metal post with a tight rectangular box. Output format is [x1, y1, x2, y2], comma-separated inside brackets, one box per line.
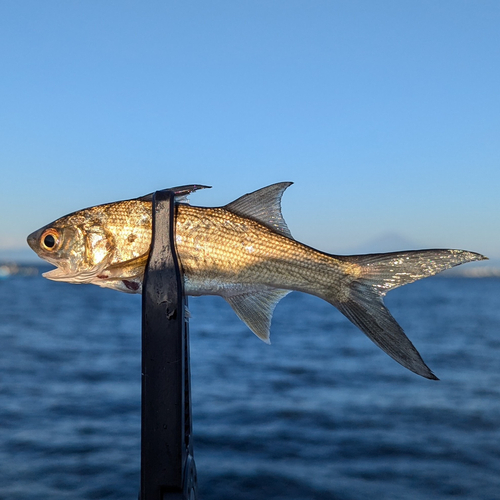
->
[140, 189, 197, 500]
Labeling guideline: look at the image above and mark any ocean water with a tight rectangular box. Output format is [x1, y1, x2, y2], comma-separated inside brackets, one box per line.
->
[0, 274, 499, 500]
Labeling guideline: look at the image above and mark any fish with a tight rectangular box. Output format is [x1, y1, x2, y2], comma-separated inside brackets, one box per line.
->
[27, 182, 487, 379]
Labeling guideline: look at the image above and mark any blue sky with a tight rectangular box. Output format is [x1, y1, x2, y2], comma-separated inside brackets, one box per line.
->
[1, 1, 498, 262]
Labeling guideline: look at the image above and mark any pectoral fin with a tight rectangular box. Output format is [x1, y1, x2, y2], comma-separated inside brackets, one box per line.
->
[104, 253, 149, 278]
[225, 288, 291, 343]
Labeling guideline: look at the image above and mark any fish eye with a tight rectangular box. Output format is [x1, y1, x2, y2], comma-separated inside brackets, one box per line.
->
[40, 229, 61, 252]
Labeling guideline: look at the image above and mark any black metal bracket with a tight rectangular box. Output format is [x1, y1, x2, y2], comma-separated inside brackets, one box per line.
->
[140, 189, 197, 500]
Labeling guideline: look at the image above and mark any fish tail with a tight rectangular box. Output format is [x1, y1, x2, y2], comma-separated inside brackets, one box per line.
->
[326, 249, 487, 379]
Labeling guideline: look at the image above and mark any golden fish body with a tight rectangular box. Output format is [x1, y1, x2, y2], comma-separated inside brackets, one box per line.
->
[178, 205, 351, 295]
[27, 183, 486, 379]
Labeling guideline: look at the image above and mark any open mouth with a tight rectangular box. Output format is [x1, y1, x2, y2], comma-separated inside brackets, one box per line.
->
[42, 261, 109, 284]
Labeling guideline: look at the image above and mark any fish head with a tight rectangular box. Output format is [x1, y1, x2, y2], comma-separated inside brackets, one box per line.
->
[27, 210, 115, 284]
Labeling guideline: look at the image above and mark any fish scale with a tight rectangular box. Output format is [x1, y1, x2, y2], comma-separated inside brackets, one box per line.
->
[176, 205, 339, 294]
[27, 182, 487, 379]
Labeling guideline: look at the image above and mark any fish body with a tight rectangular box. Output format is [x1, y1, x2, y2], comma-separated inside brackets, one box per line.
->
[27, 183, 486, 379]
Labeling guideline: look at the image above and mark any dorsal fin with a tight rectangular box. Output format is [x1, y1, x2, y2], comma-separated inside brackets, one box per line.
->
[225, 182, 293, 238]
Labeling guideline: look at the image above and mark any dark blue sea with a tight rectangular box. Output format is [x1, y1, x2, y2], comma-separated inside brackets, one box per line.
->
[1, 273, 499, 500]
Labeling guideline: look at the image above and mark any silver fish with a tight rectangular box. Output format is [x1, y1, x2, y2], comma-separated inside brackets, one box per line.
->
[27, 182, 487, 379]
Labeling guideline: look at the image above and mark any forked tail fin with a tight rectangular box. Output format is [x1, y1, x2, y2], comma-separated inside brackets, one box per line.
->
[332, 249, 487, 379]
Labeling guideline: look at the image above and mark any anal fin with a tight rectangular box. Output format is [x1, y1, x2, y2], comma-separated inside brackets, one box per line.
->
[225, 288, 291, 343]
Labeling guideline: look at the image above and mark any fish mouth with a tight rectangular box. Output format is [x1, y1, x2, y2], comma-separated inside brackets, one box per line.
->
[43, 261, 109, 284]
[42, 267, 74, 281]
